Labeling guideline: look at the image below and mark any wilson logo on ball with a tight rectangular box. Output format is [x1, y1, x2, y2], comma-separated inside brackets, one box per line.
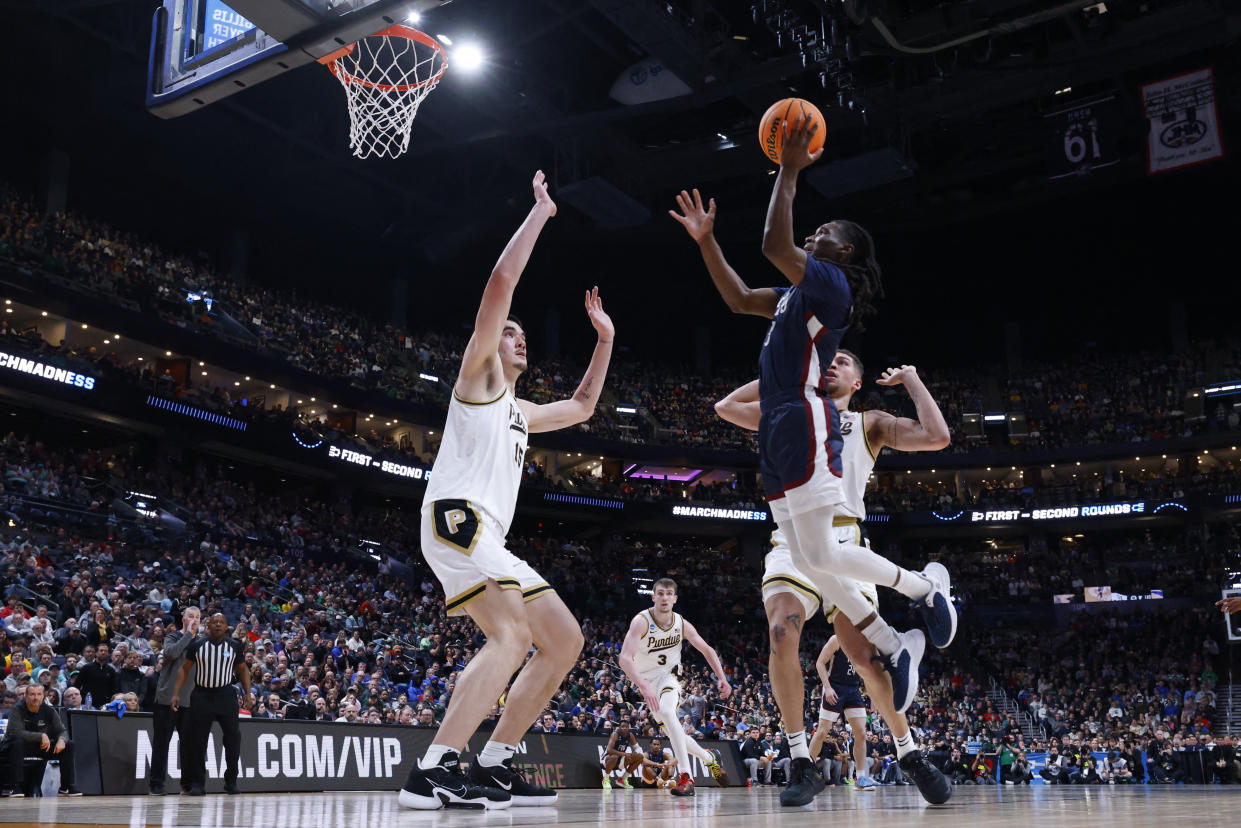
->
[758, 97, 826, 164]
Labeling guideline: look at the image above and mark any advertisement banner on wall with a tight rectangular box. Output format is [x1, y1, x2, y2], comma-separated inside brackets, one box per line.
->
[1142, 67, 1225, 174]
[68, 711, 744, 795]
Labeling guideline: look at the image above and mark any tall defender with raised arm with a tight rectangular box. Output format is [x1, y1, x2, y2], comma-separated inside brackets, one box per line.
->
[400, 171, 615, 811]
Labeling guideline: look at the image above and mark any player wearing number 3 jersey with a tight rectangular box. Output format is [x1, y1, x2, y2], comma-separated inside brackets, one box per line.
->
[401, 171, 615, 811]
[620, 578, 731, 797]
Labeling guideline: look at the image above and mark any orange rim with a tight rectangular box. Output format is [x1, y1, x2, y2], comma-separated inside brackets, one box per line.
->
[318, 24, 448, 93]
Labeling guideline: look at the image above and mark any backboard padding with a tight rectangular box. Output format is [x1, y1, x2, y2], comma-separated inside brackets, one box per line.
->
[147, 0, 451, 118]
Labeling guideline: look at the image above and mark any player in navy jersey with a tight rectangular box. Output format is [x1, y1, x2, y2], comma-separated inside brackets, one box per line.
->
[714, 363, 953, 805]
[670, 115, 954, 807]
[758, 117, 953, 675]
[813, 636, 874, 789]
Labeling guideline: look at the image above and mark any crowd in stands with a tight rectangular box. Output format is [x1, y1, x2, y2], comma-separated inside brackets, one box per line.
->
[925, 523, 1239, 605]
[4, 510, 1233, 782]
[3, 182, 1241, 457]
[2, 425, 1237, 791]
[530, 458, 1241, 517]
[2, 184, 1241, 787]
[867, 461, 1241, 515]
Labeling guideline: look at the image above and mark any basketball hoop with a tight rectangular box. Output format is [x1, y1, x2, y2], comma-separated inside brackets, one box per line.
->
[319, 25, 447, 160]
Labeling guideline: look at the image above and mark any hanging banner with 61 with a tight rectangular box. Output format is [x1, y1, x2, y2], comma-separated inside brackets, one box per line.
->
[1045, 92, 1122, 180]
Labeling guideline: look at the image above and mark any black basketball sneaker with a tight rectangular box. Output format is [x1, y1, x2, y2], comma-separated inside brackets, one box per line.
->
[469, 756, 559, 806]
[779, 757, 825, 807]
[899, 750, 952, 805]
[398, 751, 512, 810]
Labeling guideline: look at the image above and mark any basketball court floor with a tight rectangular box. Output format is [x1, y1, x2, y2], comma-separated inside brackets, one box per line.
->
[2, 785, 1238, 828]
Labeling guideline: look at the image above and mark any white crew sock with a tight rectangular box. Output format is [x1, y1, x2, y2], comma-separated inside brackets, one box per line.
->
[478, 740, 516, 768]
[787, 730, 810, 761]
[860, 618, 902, 656]
[418, 743, 454, 770]
[893, 568, 934, 601]
[894, 731, 917, 759]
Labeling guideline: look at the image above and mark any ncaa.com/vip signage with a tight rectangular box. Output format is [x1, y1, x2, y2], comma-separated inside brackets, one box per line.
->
[1142, 67, 1225, 174]
[68, 711, 744, 794]
[71, 711, 426, 795]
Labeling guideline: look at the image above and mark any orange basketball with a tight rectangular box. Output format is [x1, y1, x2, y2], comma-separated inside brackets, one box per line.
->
[758, 97, 826, 164]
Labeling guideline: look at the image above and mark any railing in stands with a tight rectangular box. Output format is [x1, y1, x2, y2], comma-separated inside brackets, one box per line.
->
[986, 680, 1038, 741]
[4, 583, 60, 618]
[1222, 684, 1240, 736]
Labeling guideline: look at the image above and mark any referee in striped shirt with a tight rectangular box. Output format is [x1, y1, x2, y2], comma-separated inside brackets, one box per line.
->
[171, 613, 251, 795]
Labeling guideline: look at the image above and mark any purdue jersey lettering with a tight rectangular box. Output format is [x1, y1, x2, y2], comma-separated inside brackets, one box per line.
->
[632, 610, 683, 680]
[508, 402, 528, 469]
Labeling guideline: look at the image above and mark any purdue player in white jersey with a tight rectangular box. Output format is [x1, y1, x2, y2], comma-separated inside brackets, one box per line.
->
[401, 171, 615, 811]
[715, 353, 954, 804]
[620, 578, 732, 797]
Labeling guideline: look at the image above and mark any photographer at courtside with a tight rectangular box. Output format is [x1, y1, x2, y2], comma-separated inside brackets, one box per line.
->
[171, 613, 251, 796]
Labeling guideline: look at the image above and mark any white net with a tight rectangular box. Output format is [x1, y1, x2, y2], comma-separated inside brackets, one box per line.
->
[325, 27, 447, 160]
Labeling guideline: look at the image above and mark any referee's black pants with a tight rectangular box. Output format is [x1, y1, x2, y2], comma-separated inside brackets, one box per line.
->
[185, 687, 241, 789]
[150, 703, 190, 790]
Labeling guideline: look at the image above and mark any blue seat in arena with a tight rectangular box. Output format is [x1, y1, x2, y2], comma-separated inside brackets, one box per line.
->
[29, 508, 46, 518]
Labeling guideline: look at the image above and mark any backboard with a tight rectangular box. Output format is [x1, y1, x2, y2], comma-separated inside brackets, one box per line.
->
[1226, 588, 1241, 642]
[146, 0, 451, 118]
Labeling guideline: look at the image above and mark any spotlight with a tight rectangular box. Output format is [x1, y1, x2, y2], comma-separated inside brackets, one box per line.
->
[454, 42, 485, 70]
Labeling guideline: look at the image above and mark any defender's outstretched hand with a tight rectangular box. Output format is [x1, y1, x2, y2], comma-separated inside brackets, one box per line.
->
[876, 365, 919, 387]
[585, 286, 614, 342]
[779, 115, 824, 171]
[533, 169, 557, 216]
[1217, 596, 1241, 615]
[669, 189, 716, 243]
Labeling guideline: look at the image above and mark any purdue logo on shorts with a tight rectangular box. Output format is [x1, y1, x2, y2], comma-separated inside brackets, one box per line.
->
[432, 499, 481, 555]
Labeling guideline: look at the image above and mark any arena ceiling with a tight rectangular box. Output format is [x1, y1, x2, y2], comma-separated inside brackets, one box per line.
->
[3, 0, 1239, 363]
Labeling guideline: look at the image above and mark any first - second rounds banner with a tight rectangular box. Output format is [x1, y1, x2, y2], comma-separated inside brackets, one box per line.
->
[68, 711, 745, 794]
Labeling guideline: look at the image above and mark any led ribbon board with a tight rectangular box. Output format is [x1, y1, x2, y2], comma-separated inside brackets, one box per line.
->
[968, 501, 1149, 523]
[0, 352, 96, 390]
